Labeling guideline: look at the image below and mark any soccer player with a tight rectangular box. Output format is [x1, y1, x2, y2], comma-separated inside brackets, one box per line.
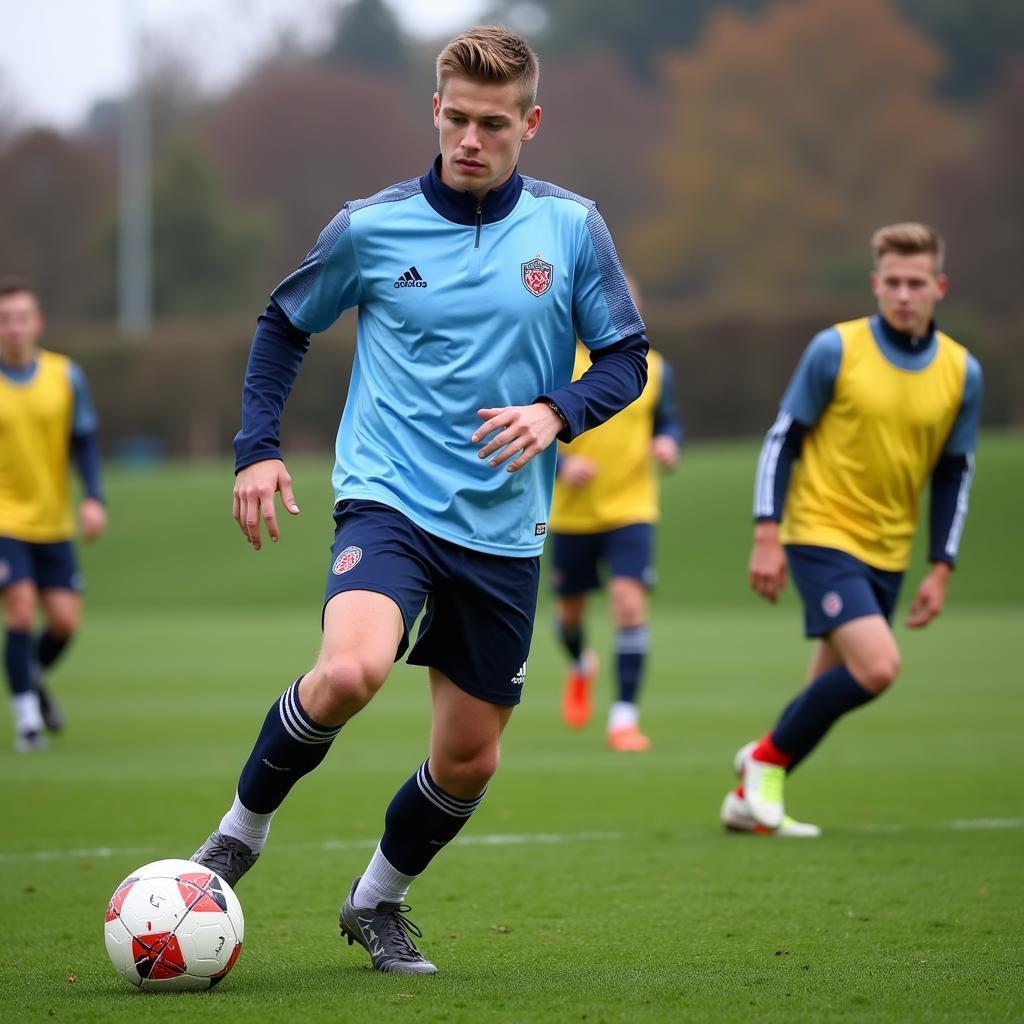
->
[0, 278, 106, 752]
[191, 27, 648, 974]
[549, 276, 682, 751]
[721, 223, 982, 838]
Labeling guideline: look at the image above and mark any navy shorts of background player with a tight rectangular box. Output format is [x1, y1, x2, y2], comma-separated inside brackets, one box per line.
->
[549, 523, 654, 597]
[0, 538, 82, 595]
[785, 544, 903, 639]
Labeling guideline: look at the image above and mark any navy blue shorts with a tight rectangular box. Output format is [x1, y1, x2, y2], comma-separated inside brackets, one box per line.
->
[548, 523, 655, 596]
[324, 500, 540, 706]
[785, 544, 904, 638]
[0, 537, 82, 593]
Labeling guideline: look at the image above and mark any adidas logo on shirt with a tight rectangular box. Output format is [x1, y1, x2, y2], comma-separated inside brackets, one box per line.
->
[394, 266, 428, 288]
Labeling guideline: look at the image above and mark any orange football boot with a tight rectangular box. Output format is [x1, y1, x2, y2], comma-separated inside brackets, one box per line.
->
[561, 650, 598, 728]
[606, 724, 651, 752]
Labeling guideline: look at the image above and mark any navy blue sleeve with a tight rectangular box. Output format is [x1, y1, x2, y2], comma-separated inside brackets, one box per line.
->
[537, 332, 649, 442]
[753, 413, 808, 522]
[68, 362, 104, 501]
[929, 452, 974, 567]
[233, 300, 312, 473]
[652, 359, 684, 444]
[70, 432, 104, 502]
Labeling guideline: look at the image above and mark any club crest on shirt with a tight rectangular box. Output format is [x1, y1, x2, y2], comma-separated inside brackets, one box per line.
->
[821, 591, 843, 617]
[521, 255, 553, 297]
[332, 545, 363, 575]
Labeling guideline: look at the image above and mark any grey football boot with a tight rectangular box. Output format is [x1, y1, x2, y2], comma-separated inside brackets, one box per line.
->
[37, 680, 65, 733]
[339, 877, 438, 974]
[191, 831, 259, 888]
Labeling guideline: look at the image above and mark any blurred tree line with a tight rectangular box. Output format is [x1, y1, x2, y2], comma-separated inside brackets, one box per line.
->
[0, 0, 1020, 452]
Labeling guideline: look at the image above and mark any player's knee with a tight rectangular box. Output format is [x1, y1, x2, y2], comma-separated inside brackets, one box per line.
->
[433, 747, 500, 797]
[314, 654, 386, 715]
[48, 614, 79, 639]
[610, 583, 645, 627]
[613, 605, 645, 629]
[854, 651, 902, 693]
[5, 611, 35, 632]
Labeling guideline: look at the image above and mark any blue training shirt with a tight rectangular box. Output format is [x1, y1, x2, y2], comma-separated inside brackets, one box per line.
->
[267, 159, 645, 557]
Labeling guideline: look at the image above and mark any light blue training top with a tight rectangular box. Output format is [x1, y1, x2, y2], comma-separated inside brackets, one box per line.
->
[272, 162, 644, 557]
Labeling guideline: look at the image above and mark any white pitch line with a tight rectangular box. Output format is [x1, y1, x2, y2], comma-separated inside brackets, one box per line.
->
[0, 820, 1020, 865]
[0, 830, 624, 865]
[948, 817, 1024, 830]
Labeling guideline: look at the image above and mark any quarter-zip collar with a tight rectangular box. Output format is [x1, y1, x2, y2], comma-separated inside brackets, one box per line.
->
[420, 155, 523, 227]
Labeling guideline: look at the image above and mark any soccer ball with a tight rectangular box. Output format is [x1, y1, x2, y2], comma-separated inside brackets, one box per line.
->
[104, 858, 244, 991]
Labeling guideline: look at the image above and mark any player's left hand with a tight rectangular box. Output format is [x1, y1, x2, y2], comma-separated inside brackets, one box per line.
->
[79, 498, 107, 542]
[473, 403, 563, 473]
[650, 435, 680, 470]
[905, 563, 951, 628]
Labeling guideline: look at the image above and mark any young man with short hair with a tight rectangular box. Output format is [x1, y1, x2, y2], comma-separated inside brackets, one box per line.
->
[723, 223, 982, 837]
[0, 279, 106, 751]
[192, 26, 648, 974]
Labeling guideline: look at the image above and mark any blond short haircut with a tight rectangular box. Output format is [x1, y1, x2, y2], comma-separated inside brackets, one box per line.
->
[871, 223, 945, 273]
[436, 26, 540, 113]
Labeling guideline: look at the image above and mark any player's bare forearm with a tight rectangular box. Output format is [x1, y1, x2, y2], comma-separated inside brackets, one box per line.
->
[472, 403, 563, 473]
[233, 458, 300, 551]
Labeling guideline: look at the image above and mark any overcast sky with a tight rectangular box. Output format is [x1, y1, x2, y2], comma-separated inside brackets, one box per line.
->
[1, 0, 488, 129]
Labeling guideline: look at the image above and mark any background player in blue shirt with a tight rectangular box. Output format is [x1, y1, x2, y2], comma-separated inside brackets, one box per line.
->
[192, 26, 648, 974]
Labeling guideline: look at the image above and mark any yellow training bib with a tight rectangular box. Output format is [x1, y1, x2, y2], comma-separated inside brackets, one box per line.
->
[0, 350, 75, 542]
[550, 345, 664, 533]
[781, 317, 967, 570]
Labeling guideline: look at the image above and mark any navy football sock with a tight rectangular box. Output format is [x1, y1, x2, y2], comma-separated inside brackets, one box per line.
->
[558, 620, 584, 665]
[379, 759, 485, 876]
[615, 625, 649, 705]
[4, 630, 33, 696]
[771, 665, 876, 772]
[236, 677, 341, 814]
[37, 630, 71, 670]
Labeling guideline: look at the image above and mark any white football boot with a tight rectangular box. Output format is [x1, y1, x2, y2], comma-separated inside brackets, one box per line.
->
[735, 742, 786, 830]
[720, 788, 821, 838]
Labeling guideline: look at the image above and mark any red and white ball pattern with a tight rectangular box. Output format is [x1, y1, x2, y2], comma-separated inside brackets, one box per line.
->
[104, 858, 244, 992]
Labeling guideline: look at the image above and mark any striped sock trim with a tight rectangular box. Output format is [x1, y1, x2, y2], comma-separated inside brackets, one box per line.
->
[415, 760, 485, 819]
[616, 626, 650, 655]
[277, 678, 342, 745]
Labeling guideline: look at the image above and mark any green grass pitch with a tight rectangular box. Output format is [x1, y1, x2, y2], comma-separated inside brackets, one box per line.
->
[1, 434, 1022, 1022]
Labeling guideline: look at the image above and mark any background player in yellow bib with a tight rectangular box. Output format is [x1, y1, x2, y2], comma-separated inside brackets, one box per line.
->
[722, 224, 982, 836]
[0, 278, 106, 751]
[549, 277, 682, 751]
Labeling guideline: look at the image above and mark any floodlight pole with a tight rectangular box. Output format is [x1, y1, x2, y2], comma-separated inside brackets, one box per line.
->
[118, 0, 152, 337]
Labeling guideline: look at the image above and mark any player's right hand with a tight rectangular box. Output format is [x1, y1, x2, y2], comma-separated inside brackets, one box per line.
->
[233, 459, 300, 550]
[559, 455, 598, 487]
[749, 524, 787, 602]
